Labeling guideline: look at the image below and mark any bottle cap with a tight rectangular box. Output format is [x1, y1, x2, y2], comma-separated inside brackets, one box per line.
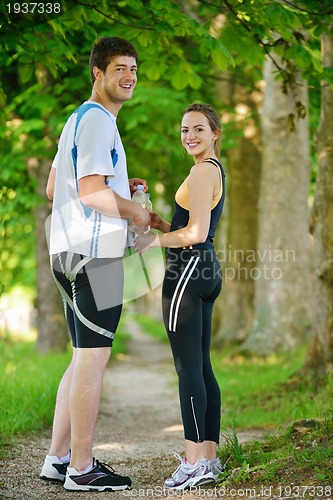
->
[137, 185, 144, 191]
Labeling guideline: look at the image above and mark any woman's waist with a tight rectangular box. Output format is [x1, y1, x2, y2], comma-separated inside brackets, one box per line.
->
[165, 246, 217, 261]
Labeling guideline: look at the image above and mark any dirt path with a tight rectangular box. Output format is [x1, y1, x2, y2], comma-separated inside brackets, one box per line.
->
[1, 319, 264, 500]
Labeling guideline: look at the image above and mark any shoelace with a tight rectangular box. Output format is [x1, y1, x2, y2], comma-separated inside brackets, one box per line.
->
[169, 452, 185, 478]
[94, 459, 116, 475]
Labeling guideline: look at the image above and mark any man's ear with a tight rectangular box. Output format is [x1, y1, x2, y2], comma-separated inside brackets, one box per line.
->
[92, 66, 103, 81]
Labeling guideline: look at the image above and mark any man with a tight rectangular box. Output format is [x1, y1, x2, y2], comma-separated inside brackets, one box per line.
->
[40, 36, 150, 492]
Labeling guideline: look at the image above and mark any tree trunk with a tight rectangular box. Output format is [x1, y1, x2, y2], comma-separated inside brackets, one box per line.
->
[243, 55, 312, 355]
[213, 73, 262, 344]
[34, 162, 68, 353]
[32, 64, 68, 353]
[302, 32, 333, 375]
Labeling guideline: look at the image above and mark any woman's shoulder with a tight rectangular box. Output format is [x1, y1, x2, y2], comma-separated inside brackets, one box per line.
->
[190, 159, 220, 177]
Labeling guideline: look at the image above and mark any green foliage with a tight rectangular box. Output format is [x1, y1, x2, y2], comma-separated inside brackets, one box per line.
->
[0, 0, 328, 296]
[139, 313, 333, 429]
[120, 84, 198, 208]
[134, 312, 168, 343]
[0, 0, 233, 295]
[218, 417, 333, 487]
[221, 419, 247, 467]
[0, 341, 71, 440]
[133, 315, 333, 486]
[208, 0, 333, 86]
[212, 348, 333, 428]
[0, 320, 130, 448]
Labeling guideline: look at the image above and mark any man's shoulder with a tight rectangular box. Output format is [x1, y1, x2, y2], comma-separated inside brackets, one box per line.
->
[74, 103, 116, 140]
[75, 102, 114, 123]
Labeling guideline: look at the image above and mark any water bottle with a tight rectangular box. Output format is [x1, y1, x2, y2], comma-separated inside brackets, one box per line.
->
[145, 193, 152, 232]
[128, 185, 146, 233]
[145, 193, 152, 212]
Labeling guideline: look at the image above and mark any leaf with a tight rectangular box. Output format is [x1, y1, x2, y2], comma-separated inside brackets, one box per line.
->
[137, 31, 153, 48]
[18, 64, 34, 84]
[15, 119, 45, 134]
[306, 47, 324, 74]
[0, 85, 7, 106]
[211, 47, 230, 71]
[284, 45, 312, 71]
[188, 72, 202, 90]
[146, 65, 161, 81]
[171, 69, 188, 90]
[264, 4, 302, 33]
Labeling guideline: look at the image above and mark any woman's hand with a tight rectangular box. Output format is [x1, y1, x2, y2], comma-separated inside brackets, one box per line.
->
[150, 211, 163, 230]
[134, 231, 159, 254]
[150, 211, 171, 233]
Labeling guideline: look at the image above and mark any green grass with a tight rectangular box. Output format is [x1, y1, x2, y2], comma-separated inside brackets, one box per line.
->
[0, 318, 130, 456]
[136, 314, 333, 429]
[212, 348, 333, 429]
[0, 341, 71, 437]
[135, 313, 333, 488]
[135, 312, 169, 343]
[217, 416, 333, 487]
[2, 312, 332, 488]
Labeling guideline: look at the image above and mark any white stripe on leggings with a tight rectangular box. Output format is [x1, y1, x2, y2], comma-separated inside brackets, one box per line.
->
[191, 396, 200, 442]
[169, 256, 199, 333]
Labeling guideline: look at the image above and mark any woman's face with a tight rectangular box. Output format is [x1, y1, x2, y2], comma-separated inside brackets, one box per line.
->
[181, 111, 219, 160]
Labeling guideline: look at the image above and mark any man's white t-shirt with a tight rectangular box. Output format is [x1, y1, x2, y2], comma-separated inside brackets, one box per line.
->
[49, 101, 130, 258]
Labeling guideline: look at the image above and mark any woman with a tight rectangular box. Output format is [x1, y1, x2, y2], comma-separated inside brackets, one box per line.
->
[135, 103, 225, 490]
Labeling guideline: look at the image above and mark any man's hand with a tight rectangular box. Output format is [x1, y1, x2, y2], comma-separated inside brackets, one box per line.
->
[132, 204, 150, 233]
[129, 178, 148, 196]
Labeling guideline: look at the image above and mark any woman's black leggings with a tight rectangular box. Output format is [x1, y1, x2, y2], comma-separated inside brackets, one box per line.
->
[162, 248, 222, 444]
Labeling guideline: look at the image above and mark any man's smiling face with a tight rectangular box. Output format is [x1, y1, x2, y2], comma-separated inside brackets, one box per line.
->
[98, 55, 137, 104]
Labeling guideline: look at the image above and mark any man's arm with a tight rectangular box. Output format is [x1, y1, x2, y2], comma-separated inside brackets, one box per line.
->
[78, 174, 150, 227]
[46, 166, 56, 201]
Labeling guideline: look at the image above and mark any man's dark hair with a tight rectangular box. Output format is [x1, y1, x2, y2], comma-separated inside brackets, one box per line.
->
[89, 36, 138, 85]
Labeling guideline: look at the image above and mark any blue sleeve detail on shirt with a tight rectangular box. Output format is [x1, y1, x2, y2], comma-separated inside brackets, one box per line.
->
[111, 148, 118, 167]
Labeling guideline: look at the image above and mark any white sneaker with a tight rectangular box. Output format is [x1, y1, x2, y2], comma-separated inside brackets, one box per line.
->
[40, 454, 69, 482]
[164, 453, 215, 490]
[208, 458, 225, 481]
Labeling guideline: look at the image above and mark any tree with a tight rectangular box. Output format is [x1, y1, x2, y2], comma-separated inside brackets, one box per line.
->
[198, 0, 324, 350]
[213, 69, 262, 345]
[303, 30, 333, 377]
[0, 0, 233, 351]
[1, 0, 332, 363]
[33, 65, 69, 352]
[242, 53, 312, 354]
[192, 0, 333, 359]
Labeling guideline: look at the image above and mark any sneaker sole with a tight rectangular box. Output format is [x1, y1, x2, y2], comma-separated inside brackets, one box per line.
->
[40, 475, 65, 483]
[64, 484, 130, 492]
[196, 476, 215, 486]
[165, 472, 215, 490]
